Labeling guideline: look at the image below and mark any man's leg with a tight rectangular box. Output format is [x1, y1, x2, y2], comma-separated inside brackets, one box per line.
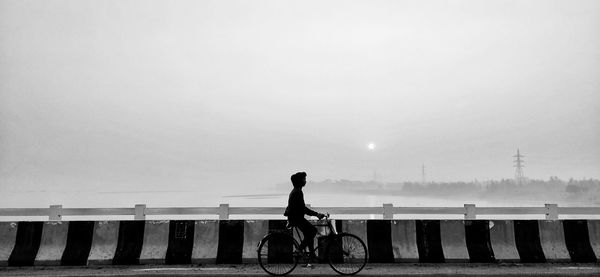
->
[296, 218, 317, 256]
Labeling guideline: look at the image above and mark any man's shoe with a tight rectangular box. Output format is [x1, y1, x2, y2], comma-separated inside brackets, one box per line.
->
[303, 263, 315, 269]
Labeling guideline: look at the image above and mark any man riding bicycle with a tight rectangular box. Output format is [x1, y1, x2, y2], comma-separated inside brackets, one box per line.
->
[284, 172, 326, 263]
[258, 171, 367, 275]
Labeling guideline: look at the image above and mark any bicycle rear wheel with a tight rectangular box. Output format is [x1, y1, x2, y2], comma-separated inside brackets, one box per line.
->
[326, 233, 368, 275]
[257, 232, 300, 276]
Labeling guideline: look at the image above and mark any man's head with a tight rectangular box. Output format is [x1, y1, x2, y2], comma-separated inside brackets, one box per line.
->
[291, 172, 307, 188]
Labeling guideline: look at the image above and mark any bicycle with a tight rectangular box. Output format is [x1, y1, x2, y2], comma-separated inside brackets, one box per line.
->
[257, 214, 368, 276]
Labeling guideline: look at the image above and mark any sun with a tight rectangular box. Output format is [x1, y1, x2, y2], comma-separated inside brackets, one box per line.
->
[367, 143, 376, 150]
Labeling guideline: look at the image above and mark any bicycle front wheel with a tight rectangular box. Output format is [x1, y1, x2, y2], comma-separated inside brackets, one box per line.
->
[257, 232, 300, 276]
[326, 233, 368, 275]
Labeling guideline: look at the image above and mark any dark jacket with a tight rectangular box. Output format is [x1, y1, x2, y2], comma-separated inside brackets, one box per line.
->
[284, 187, 318, 221]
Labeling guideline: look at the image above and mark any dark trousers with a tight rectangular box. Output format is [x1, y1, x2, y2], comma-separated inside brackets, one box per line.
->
[289, 217, 317, 255]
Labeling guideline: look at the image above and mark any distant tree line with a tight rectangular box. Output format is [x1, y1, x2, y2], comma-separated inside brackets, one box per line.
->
[284, 177, 600, 205]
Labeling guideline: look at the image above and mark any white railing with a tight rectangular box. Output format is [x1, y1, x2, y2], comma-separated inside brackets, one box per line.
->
[1, 204, 600, 221]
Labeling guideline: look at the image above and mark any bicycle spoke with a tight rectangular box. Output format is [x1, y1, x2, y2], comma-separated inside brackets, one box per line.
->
[258, 233, 299, 276]
[327, 233, 367, 275]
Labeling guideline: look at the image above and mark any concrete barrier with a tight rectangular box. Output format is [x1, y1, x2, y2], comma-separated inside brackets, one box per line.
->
[538, 220, 570, 262]
[562, 220, 596, 263]
[390, 220, 419, 262]
[166, 220, 195, 264]
[489, 220, 519, 262]
[8, 222, 43, 266]
[264, 220, 295, 264]
[367, 220, 394, 263]
[61, 221, 95, 266]
[2, 219, 599, 266]
[0, 222, 18, 266]
[192, 220, 219, 264]
[338, 220, 368, 263]
[464, 220, 495, 263]
[34, 221, 69, 265]
[439, 220, 469, 262]
[112, 221, 145, 265]
[87, 221, 119, 265]
[514, 220, 546, 263]
[342, 220, 367, 247]
[416, 220, 444, 262]
[216, 220, 244, 264]
[586, 220, 600, 260]
[339, 219, 362, 237]
[241, 220, 268, 263]
[139, 221, 169, 264]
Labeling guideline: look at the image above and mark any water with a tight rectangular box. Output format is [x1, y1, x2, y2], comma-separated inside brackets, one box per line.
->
[0, 187, 553, 208]
[2, 187, 595, 221]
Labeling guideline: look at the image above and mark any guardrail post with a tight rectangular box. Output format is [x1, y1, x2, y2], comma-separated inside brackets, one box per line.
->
[135, 204, 146, 220]
[545, 204, 558, 220]
[464, 204, 476, 220]
[383, 203, 393, 219]
[49, 205, 62, 221]
[219, 204, 230, 220]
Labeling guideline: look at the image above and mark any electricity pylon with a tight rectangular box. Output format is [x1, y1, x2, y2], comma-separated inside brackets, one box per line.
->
[513, 148, 526, 185]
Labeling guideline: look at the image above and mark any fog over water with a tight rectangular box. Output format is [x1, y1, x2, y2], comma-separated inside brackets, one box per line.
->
[1, 0, 599, 210]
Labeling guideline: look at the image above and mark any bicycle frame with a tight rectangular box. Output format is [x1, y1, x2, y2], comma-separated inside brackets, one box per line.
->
[257, 215, 368, 276]
[290, 217, 338, 255]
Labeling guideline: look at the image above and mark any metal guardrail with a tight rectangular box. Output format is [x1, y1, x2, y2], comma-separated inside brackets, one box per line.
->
[1, 203, 600, 221]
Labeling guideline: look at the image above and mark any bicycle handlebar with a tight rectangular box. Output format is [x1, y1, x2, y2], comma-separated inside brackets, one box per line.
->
[320, 212, 331, 220]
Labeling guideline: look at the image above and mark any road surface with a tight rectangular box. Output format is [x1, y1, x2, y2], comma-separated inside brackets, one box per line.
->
[1, 263, 599, 277]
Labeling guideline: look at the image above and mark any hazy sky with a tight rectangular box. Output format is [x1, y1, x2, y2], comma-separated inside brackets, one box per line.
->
[1, 0, 599, 194]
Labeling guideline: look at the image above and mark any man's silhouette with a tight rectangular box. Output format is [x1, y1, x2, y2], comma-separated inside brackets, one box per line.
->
[284, 172, 325, 262]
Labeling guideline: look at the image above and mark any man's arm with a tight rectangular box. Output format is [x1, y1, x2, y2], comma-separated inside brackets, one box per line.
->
[304, 206, 319, 217]
[300, 190, 322, 218]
